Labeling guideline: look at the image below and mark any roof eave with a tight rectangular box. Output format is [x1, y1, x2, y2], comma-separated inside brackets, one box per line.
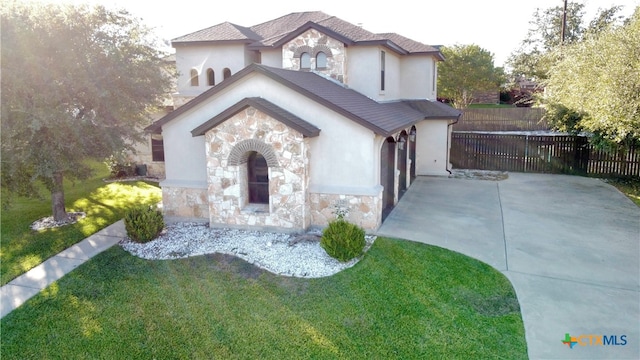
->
[172, 39, 255, 47]
[191, 97, 320, 137]
[405, 51, 446, 60]
[355, 40, 408, 55]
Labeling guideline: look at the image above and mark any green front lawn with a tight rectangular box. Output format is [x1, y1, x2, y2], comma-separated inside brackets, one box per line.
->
[607, 177, 640, 207]
[1, 238, 527, 359]
[0, 162, 161, 285]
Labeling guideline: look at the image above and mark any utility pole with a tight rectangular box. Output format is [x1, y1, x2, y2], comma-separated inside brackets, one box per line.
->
[561, 0, 568, 44]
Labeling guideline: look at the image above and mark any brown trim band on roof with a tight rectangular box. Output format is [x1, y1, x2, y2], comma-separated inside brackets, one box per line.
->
[191, 97, 320, 137]
[172, 39, 256, 47]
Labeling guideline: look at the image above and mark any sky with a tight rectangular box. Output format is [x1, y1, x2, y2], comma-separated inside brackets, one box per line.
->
[31, 0, 640, 67]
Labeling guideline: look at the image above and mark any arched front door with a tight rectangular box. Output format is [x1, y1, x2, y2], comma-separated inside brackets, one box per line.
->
[380, 137, 396, 221]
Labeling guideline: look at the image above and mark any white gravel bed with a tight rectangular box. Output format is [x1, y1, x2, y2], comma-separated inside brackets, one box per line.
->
[120, 222, 376, 278]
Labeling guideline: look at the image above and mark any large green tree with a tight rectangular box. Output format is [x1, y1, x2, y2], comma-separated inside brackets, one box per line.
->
[543, 7, 640, 147]
[437, 44, 504, 109]
[1, 1, 174, 220]
[508, 2, 624, 81]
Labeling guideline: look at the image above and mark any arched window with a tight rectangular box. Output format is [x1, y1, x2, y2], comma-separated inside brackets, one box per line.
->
[247, 152, 269, 204]
[316, 51, 327, 69]
[190, 69, 199, 86]
[206, 68, 215, 86]
[223, 68, 231, 80]
[300, 52, 311, 70]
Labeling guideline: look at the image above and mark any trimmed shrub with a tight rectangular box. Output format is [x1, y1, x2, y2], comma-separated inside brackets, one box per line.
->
[124, 205, 164, 243]
[104, 155, 136, 178]
[320, 219, 366, 262]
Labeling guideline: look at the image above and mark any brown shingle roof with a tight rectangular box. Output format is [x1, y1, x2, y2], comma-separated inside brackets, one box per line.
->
[402, 99, 462, 119]
[173, 22, 260, 44]
[171, 11, 441, 56]
[250, 11, 332, 41]
[378, 33, 445, 60]
[146, 64, 460, 136]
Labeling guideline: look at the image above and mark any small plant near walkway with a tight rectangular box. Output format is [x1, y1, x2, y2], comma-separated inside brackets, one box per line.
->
[320, 206, 366, 262]
[0, 161, 161, 285]
[124, 206, 165, 243]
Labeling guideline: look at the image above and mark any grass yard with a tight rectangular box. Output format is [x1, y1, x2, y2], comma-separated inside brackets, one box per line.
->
[1, 238, 527, 359]
[0, 161, 161, 285]
[607, 177, 640, 207]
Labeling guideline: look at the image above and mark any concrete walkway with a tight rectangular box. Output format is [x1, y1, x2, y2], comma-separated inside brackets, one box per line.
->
[0, 220, 126, 318]
[378, 173, 639, 360]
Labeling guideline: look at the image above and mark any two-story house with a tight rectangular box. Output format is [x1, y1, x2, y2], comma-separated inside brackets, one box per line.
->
[145, 11, 461, 232]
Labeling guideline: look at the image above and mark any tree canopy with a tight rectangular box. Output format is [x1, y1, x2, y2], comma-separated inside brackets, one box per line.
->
[437, 44, 505, 109]
[508, 2, 624, 81]
[1, 1, 174, 220]
[543, 7, 640, 147]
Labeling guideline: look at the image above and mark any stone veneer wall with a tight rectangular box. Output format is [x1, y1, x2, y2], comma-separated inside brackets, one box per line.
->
[162, 186, 209, 219]
[283, 29, 346, 83]
[309, 191, 382, 231]
[205, 107, 310, 230]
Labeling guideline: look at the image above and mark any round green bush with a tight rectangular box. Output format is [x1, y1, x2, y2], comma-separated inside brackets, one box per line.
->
[124, 205, 164, 243]
[320, 219, 366, 262]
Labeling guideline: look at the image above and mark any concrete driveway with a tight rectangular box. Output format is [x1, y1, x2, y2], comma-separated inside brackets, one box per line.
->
[377, 173, 639, 360]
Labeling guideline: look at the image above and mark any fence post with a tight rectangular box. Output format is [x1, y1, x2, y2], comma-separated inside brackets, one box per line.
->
[524, 135, 529, 172]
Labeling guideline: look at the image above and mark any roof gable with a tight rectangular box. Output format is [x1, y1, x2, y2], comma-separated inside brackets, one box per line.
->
[171, 11, 442, 56]
[146, 64, 459, 137]
[191, 97, 320, 137]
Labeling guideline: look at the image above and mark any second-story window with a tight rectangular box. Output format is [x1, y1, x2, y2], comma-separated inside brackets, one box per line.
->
[432, 61, 437, 92]
[380, 51, 385, 91]
[207, 68, 215, 86]
[223, 68, 231, 80]
[190, 69, 199, 86]
[300, 52, 311, 70]
[316, 51, 327, 69]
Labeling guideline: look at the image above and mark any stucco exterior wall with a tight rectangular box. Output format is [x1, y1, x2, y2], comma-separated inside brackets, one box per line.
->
[160, 72, 384, 230]
[415, 120, 451, 176]
[204, 107, 310, 230]
[163, 73, 379, 190]
[174, 44, 248, 95]
[282, 29, 347, 83]
[345, 46, 401, 101]
[260, 49, 283, 67]
[400, 56, 438, 100]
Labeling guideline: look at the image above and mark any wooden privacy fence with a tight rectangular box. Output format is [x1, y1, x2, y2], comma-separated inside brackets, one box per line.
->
[454, 108, 548, 131]
[451, 132, 640, 177]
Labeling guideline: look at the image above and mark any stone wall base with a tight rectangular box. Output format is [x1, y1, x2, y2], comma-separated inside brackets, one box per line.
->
[309, 192, 381, 231]
[162, 186, 209, 220]
[162, 188, 383, 232]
